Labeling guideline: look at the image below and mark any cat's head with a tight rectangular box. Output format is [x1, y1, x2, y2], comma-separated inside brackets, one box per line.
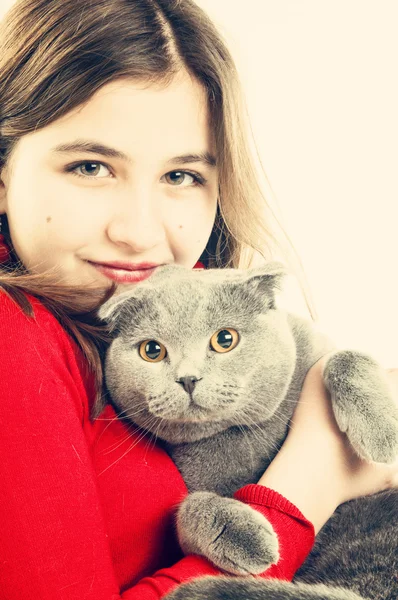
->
[98, 263, 297, 443]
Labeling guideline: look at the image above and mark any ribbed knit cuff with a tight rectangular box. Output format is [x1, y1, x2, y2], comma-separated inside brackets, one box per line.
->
[121, 555, 220, 600]
[233, 484, 315, 581]
[234, 483, 312, 524]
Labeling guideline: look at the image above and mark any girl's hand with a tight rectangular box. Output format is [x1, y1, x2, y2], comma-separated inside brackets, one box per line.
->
[257, 357, 398, 533]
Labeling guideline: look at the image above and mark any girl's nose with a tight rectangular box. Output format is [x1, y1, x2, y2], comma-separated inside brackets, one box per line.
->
[106, 192, 166, 253]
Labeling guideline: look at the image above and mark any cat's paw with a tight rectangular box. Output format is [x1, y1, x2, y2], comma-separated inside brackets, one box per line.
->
[176, 491, 279, 575]
[324, 351, 398, 463]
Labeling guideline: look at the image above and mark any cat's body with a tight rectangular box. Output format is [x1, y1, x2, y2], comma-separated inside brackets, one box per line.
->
[295, 490, 398, 600]
[159, 309, 333, 497]
[99, 263, 398, 600]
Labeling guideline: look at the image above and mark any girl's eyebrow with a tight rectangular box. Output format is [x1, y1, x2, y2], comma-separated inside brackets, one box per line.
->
[51, 139, 217, 168]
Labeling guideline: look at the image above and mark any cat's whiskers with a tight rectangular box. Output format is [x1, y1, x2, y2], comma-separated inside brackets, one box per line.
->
[231, 406, 282, 460]
[94, 403, 133, 422]
[231, 410, 269, 448]
[234, 421, 257, 471]
[93, 402, 130, 445]
[100, 431, 138, 456]
[143, 426, 159, 462]
[97, 412, 165, 474]
[100, 417, 147, 455]
[217, 390, 239, 403]
[143, 415, 170, 462]
[100, 420, 147, 454]
[100, 406, 149, 454]
[149, 394, 186, 419]
[228, 410, 280, 469]
[243, 397, 293, 429]
[123, 404, 151, 420]
[97, 438, 142, 476]
[136, 414, 170, 451]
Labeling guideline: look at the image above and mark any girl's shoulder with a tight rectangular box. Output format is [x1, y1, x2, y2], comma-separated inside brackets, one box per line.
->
[0, 289, 94, 417]
[0, 288, 72, 347]
[0, 287, 57, 320]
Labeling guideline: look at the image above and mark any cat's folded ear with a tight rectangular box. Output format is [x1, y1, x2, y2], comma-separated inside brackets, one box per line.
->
[239, 261, 288, 308]
[98, 265, 187, 323]
[243, 261, 287, 290]
[97, 265, 187, 330]
[97, 288, 141, 330]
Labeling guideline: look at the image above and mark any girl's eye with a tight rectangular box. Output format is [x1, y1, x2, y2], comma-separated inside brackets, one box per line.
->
[163, 170, 206, 187]
[210, 328, 239, 353]
[139, 340, 167, 363]
[65, 162, 206, 187]
[66, 161, 112, 179]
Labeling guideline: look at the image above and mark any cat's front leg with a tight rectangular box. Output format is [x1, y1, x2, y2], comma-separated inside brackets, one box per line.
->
[165, 576, 365, 600]
[323, 350, 398, 462]
[176, 491, 279, 575]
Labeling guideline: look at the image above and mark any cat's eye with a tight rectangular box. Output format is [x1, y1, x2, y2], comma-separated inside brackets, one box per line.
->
[210, 328, 239, 353]
[139, 340, 167, 362]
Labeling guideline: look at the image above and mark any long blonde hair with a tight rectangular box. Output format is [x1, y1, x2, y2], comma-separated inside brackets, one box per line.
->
[0, 0, 314, 398]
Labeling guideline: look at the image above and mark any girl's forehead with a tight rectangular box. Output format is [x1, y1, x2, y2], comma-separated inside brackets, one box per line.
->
[63, 74, 209, 121]
[10, 74, 216, 166]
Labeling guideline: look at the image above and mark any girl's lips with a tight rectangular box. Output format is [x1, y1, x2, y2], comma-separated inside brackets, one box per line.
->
[89, 262, 158, 283]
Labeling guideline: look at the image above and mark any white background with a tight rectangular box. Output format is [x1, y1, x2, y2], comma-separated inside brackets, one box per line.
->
[195, 0, 398, 367]
[1, 0, 397, 367]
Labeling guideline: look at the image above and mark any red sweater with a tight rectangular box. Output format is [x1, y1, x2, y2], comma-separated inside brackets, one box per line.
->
[0, 290, 314, 600]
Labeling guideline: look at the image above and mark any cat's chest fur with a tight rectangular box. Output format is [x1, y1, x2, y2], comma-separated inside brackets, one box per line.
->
[163, 414, 289, 496]
[162, 372, 316, 496]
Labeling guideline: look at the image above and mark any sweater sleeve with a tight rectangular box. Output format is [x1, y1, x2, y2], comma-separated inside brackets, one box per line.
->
[0, 292, 126, 600]
[121, 487, 315, 600]
[0, 292, 314, 600]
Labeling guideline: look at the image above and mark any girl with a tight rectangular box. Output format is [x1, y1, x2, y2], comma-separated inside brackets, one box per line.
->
[0, 1, 397, 599]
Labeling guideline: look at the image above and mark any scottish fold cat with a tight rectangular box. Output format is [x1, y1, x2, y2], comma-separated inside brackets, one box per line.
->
[98, 263, 398, 600]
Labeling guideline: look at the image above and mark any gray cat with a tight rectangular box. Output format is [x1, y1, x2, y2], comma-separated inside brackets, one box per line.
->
[98, 263, 398, 600]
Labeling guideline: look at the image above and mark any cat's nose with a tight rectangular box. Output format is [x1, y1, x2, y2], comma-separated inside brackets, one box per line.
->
[176, 376, 201, 394]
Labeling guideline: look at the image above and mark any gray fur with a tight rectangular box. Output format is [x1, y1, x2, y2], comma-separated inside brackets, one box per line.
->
[163, 577, 365, 600]
[99, 263, 398, 600]
[295, 490, 398, 600]
[175, 491, 280, 575]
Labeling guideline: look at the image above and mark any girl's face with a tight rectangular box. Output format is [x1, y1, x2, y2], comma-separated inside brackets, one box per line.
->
[0, 73, 218, 287]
